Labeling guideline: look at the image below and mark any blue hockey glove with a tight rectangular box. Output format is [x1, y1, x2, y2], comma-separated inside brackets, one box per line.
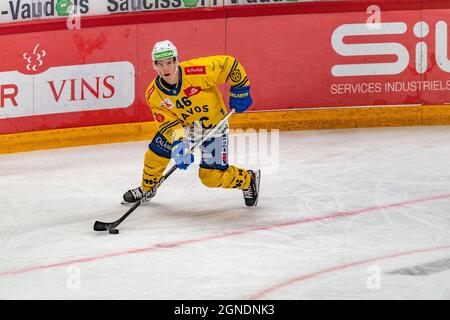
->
[171, 139, 194, 170]
[229, 85, 252, 113]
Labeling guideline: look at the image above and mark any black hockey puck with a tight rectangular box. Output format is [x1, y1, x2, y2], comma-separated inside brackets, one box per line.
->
[109, 228, 119, 234]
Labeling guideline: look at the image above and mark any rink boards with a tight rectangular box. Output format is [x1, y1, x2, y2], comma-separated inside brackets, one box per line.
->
[3, 104, 450, 154]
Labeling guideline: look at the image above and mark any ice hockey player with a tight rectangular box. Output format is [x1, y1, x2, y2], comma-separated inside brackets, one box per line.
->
[123, 40, 260, 207]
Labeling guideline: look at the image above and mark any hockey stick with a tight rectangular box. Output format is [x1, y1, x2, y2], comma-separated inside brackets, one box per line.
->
[93, 108, 235, 234]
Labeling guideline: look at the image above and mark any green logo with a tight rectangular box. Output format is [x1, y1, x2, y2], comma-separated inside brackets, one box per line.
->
[154, 50, 175, 60]
[286, 0, 299, 2]
[182, 0, 200, 8]
[56, 0, 73, 16]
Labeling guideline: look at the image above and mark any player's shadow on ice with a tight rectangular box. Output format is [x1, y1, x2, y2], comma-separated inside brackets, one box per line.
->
[115, 200, 261, 230]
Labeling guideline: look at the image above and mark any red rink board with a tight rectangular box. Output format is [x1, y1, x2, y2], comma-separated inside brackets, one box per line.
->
[1, 1, 450, 135]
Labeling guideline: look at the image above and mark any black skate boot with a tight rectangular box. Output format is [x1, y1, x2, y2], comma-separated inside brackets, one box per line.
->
[122, 186, 156, 204]
[243, 170, 261, 207]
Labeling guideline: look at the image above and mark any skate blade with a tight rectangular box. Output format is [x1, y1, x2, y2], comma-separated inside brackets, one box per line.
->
[121, 199, 152, 206]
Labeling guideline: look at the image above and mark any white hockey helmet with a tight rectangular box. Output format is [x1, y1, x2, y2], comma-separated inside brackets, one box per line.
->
[152, 40, 178, 62]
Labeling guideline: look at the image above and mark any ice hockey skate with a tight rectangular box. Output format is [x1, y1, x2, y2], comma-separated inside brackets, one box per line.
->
[243, 169, 261, 207]
[122, 186, 156, 205]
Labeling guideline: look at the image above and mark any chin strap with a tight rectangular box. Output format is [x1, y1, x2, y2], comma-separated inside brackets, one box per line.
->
[171, 60, 179, 82]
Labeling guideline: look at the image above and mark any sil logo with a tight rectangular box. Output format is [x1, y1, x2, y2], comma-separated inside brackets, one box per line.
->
[331, 21, 450, 76]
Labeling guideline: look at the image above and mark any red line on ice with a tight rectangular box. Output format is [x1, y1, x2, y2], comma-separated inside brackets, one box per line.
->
[1, 193, 450, 277]
[247, 244, 450, 299]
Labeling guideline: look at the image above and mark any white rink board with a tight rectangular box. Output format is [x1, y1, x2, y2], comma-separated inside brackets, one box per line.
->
[0, 0, 312, 24]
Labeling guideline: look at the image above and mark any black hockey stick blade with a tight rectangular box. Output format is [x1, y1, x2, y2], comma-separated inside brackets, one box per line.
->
[93, 187, 155, 234]
[93, 220, 119, 234]
[93, 220, 109, 231]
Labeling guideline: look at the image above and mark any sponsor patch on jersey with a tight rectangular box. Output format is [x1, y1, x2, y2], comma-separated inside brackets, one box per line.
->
[149, 132, 172, 159]
[185, 66, 206, 75]
[184, 86, 202, 97]
[162, 98, 174, 109]
[155, 113, 165, 122]
[146, 86, 155, 101]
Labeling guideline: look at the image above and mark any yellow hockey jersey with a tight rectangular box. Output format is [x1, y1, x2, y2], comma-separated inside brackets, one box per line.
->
[145, 55, 250, 143]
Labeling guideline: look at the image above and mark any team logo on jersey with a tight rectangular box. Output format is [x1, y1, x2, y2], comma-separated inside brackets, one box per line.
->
[185, 66, 206, 75]
[162, 98, 174, 109]
[230, 69, 242, 82]
[155, 113, 165, 122]
[184, 86, 202, 97]
[146, 86, 155, 101]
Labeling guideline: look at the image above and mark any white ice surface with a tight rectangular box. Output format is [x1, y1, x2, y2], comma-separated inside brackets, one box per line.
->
[0, 126, 450, 299]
